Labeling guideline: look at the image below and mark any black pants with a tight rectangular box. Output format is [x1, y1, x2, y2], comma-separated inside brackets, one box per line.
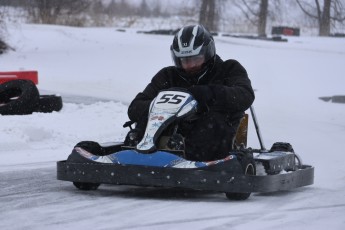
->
[182, 112, 240, 161]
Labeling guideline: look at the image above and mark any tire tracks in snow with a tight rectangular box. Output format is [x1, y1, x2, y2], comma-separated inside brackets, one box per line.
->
[1, 166, 344, 229]
[118, 203, 345, 229]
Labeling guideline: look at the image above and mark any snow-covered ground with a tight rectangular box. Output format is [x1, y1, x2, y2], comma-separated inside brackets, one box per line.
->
[1, 23, 345, 229]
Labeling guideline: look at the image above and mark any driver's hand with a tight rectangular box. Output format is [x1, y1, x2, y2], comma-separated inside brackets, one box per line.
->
[124, 128, 143, 146]
[188, 85, 214, 113]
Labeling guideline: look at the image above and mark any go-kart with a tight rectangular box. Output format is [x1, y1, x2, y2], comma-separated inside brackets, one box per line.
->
[57, 89, 314, 200]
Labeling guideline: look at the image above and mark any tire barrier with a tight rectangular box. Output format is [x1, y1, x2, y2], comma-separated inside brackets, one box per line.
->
[271, 26, 300, 36]
[36, 95, 63, 113]
[319, 95, 345, 104]
[0, 79, 63, 115]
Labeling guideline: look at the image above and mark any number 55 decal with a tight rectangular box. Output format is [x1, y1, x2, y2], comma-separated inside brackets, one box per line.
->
[157, 94, 186, 104]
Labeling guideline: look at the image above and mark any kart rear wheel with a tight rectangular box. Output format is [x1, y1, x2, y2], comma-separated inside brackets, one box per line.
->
[225, 162, 255, 200]
[270, 142, 294, 152]
[73, 182, 100, 190]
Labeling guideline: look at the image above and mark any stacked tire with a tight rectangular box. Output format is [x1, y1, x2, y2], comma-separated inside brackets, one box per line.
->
[0, 79, 63, 115]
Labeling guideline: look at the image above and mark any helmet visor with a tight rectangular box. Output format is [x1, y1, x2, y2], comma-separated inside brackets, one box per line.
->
[180, 55, 205, 70]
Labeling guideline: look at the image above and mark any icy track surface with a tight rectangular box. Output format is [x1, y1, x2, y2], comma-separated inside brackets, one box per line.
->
[1, 24, 345, 229]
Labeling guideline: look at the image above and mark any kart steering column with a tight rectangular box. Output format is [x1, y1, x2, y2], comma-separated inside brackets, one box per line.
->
[250, 105, 266, 151]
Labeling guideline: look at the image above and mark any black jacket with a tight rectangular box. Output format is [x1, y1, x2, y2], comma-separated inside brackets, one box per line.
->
[128, 55, 255, 124]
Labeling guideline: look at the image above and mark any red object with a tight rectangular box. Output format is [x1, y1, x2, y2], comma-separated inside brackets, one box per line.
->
[282, 28, 294, 36]
[0, 71, 38, 84]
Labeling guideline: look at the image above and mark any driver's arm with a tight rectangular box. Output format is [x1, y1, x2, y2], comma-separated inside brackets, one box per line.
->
[128, 69, 170, 122]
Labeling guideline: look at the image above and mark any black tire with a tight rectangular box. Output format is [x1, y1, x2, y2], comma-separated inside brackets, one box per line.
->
[270, 142, 294, 152]
[225, 152, 256, 200]
[35, 95, 63, 113]
[225, 162, 256, 200]
[75, 141, 105, 156]
[73, 182, 100, 190]
[0, 79, 39, 115]
[270, 142, 301, 169]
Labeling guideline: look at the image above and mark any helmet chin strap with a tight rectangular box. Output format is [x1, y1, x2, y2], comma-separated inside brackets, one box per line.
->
[184, 62, 209, 84]
[181, 69, 207, 85]
[193, 58, 216, 84]
[195, 69, 208, 84]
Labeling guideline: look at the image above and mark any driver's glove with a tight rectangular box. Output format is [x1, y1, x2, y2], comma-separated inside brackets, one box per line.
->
[188, 85, 215, 113]
[124, 128, 143, 146]
[167, 133, 185, 150]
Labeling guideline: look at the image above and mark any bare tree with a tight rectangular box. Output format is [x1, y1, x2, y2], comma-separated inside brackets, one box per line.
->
[0, 10, 10, 54]
[235, 0, 270, 36]
[199, 0, 218, 31]
[138, 0, 151, 17]
[105, 0, 136, 17]
[152, 1, 162, 17]
[296, 0, 345, 36]
[258, 0, 268, 36]
[0, 15, 5, 53]
[27, 0, 90, 25]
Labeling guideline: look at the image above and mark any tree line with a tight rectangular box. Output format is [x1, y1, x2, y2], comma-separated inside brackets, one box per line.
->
[0, 0, 344, 37]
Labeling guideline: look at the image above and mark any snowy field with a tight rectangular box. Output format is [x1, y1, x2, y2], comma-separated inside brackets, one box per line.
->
[1, 23, 345, 229]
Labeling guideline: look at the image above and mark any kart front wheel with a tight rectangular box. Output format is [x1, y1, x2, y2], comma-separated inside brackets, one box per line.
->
[225, 162, 255, 200]
[73, 182, 100, 190]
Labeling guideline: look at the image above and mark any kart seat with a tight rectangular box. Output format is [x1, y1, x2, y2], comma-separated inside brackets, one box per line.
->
[234, 114, 248, 148]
